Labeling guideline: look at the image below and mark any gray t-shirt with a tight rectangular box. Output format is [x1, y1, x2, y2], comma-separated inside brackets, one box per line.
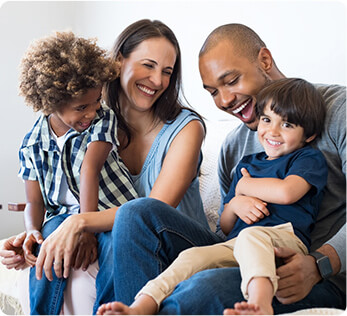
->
[217, 83, 346, 294]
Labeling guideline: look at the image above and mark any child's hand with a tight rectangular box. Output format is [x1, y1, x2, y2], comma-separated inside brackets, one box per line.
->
[71, 232, 98, 271]
[231, 195, 269, 224]
[235, 168, 251, 196]
[23, 230, 43, 267]
[240, 167, 251, 178]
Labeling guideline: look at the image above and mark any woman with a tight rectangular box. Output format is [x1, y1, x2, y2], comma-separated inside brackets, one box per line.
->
[0, 19, 208, 314]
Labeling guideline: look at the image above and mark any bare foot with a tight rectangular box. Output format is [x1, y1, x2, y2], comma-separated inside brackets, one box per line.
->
[97, 301, 136, 315]
[224, 301, 273, 315]
[223, 307, 241, 315]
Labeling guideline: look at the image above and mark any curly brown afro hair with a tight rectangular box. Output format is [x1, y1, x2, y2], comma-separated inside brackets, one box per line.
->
[19, 31, 120, 115]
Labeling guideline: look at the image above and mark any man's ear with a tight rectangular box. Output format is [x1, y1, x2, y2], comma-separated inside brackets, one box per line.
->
[305, 134, 317, 143]
[258, 47, 273, 73]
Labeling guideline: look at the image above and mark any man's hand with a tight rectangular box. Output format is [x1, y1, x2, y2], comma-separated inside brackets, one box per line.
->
[275, 247, 321, 304]
[71, 232, 98, 271]
[0, 232, 28, 270]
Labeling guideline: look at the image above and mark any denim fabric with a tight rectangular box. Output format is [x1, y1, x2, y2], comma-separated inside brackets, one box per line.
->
[159, 267, 346, 315]
[93, 230, 114, 314]
[29, 214, 70, 315]
[112, 197, 223, 305]
[29, 214, 114, 315]
[162, 267, 346, 314]
[112, 198, 346, 314]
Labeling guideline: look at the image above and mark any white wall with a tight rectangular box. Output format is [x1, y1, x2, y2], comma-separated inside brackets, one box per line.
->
[0, 1, 80, 238]
[0, 0, 345, 239]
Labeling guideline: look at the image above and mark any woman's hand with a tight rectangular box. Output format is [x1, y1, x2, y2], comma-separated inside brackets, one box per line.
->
[0, 232, 28, 270]
[35, 214, 85, 281]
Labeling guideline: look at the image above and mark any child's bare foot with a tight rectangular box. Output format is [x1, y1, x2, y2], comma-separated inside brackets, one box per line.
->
[97, 301, 136, 315]
[97, 294, 158, 315]
[224, 301, 273, 315]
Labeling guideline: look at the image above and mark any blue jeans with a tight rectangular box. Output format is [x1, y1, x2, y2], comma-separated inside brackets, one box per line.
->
[112, 198, 346, 314]
[29, 214, 113, 315]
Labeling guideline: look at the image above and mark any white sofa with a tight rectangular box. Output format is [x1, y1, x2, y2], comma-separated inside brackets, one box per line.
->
[0, 119, 344, 315]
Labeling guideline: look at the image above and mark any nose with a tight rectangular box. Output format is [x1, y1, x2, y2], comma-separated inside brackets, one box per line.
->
[149, 70, 162, 87]
[85, 103, 100, 119]
[218, 88, 236, 110]
[268, 123, 280, 136]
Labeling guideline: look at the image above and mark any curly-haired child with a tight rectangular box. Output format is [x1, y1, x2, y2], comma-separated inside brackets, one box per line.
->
[18, 31, 138, 314]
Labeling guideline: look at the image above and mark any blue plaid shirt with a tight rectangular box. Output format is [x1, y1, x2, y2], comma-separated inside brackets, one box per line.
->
[18, 104, 138, 221]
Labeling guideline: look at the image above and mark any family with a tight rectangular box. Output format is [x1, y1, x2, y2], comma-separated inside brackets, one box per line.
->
[0, 19, 345, 315]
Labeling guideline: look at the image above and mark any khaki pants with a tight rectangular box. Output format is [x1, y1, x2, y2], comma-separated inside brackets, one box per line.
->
[136, 223, 308, 306]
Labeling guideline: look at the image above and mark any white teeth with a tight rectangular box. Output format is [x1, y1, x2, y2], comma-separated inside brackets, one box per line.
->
[137, 84, 155, 95]
[267, 139, 281, 146]
[232, 99, 250, 114]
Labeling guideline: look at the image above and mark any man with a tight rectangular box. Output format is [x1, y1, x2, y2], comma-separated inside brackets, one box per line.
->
[197, 23, 346, 314]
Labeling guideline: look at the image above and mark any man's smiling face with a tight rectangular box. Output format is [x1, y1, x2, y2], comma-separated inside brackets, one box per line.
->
[199, 39, 272, 131]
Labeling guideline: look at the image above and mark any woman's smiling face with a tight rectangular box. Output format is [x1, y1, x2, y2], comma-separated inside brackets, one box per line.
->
[119, 37, 177, 113]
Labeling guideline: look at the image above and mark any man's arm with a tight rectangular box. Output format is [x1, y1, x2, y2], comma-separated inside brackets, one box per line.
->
[0, 232, 28, 270]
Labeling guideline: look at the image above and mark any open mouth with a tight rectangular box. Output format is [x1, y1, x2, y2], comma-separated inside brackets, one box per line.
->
[232, 99, 254, 122]
[137, 84, 156, 96]
[79, 121, 91, 129]
[266, 138, 282, 146]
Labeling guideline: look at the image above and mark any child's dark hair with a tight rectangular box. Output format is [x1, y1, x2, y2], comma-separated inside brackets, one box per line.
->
[19, 31, 120, 115]
[256, 78, 326, 138]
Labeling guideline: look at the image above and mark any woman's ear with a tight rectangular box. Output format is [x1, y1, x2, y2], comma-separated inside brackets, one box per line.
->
[305, 134, 317, 143]
[114, 53, 123, 76]
[258, 47, 273, 73]
[116, 52, 123, 63]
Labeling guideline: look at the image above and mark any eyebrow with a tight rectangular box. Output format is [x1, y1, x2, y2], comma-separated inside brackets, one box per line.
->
[218, 70, 240, 81]
[203, 70, 240, 90]
[74, 93, 102, 108]
[143, 58, 174, 70]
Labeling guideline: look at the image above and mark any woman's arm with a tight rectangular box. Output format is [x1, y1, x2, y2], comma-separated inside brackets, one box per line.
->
[148, 120, 204, 207]
[35, 206, 119, 280]
[236, 168, 312, 205]
[36, 119, 203, 280]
